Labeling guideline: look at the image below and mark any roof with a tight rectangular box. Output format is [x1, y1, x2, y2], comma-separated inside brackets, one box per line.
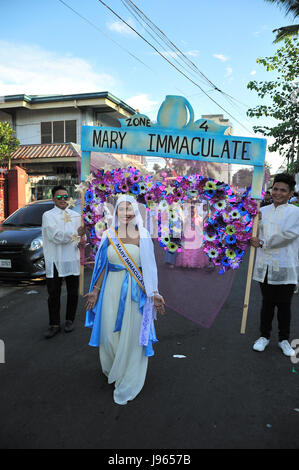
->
[11, 143, 80, 161]
[0, 92, 136, 117]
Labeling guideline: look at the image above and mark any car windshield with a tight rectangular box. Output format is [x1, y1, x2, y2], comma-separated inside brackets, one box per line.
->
[2, 203, 54, 227]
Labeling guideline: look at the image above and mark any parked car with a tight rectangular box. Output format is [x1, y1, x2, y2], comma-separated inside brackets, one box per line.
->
[0, 199, 83, 280]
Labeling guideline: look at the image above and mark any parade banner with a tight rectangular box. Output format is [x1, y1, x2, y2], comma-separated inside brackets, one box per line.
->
[80, 96, 267, 333]
[81, 96, 266, 199]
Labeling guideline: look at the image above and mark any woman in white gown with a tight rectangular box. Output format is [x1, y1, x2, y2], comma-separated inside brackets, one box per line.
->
[85, 196, 165, 405]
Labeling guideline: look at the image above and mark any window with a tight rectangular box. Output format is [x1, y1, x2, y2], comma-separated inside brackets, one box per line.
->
[41, 122, 52, 144]
[41, 120, 77, 144]
[53, 121, 64, 143]
[3, 202, 54, 227]
[65, 120, 77, 142]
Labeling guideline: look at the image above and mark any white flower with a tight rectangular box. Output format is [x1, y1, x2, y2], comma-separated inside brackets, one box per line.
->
[159, 200, 169, 211]
[214, 199, 227, 211]
[85, 212, 93, 224]
[230, 209, 241, 220]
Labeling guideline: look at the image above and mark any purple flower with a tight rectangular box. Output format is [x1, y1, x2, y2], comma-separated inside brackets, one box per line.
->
[243, 198, 258, 215]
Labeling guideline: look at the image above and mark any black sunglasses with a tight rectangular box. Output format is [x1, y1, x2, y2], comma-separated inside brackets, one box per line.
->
[56, 195, 69, 200]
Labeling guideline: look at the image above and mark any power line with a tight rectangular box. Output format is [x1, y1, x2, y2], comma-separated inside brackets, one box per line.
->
[123, 0, 276, 135]
[97, 0, 254, 134]
[58, 0, 255, 135]
[120, 0, 211, 90]
[57, 0, 189, 99]
[123, 0, 254, 114]
[57, 0, 152, 71]
[123, 0, 221, 91]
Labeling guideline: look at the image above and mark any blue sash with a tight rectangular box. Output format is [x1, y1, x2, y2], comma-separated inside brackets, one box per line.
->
[108, 262, 146, 332]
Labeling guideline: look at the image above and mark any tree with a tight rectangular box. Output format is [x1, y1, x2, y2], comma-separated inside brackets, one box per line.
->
[153, 163, 161, 174]
[232, 168, 253, 188]
[264, 0, 299, 42]
[0, 122, 20, 169]
[247, 37, 299, 174]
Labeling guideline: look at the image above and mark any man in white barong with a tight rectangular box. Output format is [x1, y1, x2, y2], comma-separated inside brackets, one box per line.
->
[42, 185, 84, 339]
[250, 173, 299, 357]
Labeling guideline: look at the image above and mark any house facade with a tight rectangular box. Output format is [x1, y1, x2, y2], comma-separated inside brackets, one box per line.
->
[0, 92, 144, 201]
[0, 92, 136, 146]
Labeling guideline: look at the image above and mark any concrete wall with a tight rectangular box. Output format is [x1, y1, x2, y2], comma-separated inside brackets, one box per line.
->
[14, 108, 82, 145]
[4, 108, 122, 147]
[0, 111, 12, 125]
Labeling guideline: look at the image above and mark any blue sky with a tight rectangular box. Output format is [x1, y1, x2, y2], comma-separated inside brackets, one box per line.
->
[0, 0, 296, 170]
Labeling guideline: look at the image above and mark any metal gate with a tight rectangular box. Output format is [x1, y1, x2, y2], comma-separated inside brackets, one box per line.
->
[29, 177, 78, 201]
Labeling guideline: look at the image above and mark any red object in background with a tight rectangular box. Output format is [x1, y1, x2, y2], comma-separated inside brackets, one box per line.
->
[0, 171, 6, 223]
[7, 166, 27, 216]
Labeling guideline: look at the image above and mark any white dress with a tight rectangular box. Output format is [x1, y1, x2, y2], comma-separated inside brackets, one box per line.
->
[99, 244, 148, 405]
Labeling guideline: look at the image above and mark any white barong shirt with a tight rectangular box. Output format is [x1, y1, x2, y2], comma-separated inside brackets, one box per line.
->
[42, 206, 81, 278]
[253, 203, 299, 285]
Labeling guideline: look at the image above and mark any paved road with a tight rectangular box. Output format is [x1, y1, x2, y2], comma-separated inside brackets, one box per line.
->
[0, 258, 298, 449]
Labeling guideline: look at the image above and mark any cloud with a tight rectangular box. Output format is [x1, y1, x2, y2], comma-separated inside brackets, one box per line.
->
[0, 40, 118, 96]
[155, 49, 200, 59]
[126, 94, 158, 113]
[107, 20, 135, 36]
[213, 54, 229, 62]
[250, 70, 257, 76]
[253, 25, 270, 37]
[185, 50, 200, 58]
[225, 67, 233, 77]
[159, 50, 179, 59]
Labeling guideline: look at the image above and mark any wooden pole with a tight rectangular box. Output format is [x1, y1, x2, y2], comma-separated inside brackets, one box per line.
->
[79, 189, 86, 296]
[240, 201, 261, 334]
[79, 151, 90, 296]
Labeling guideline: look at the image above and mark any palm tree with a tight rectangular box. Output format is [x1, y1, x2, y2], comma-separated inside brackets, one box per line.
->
[265, 0, 299, 42]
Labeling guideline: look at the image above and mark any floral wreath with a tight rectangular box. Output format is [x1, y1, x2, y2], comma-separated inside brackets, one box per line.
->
[77, 167, 259, 274]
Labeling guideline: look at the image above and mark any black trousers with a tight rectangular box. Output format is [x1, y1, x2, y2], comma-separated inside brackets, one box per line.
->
[259, 274, 295, 342]
[46, 266, 79, 326]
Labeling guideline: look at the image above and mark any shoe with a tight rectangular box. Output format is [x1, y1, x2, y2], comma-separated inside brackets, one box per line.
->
[278, 340, 295, 357]
[64, 320, 74, 333]
[253, 337, 270, 352]
[44, 326, 61, 339]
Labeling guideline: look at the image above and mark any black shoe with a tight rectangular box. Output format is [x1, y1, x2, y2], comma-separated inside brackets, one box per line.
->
[64, 321, 74, 333]
[44, 326, 61, 339]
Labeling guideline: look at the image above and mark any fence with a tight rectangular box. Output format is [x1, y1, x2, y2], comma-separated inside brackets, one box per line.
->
[29, 177, 79, 201]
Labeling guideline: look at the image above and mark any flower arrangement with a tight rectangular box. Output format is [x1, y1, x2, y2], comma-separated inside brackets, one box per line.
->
[203, 187, 258, 273]
[78, 167, 259, 273]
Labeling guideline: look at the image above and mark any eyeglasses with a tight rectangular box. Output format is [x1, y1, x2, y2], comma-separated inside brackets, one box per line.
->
[56, 195, 69, 200]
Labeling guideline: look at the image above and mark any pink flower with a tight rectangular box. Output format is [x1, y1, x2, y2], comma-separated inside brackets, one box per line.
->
[145, 193, 155, 203]
[243, 198, 258, 215]
[236, 241, 249, 251]
[166, 194, 174, 204]
[180, 179, 190, 190]
[120, 183, 129, 193]
[236, 232, 251, 242]
[114, 172, 123, 183]
[130, 174, 141, 184]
